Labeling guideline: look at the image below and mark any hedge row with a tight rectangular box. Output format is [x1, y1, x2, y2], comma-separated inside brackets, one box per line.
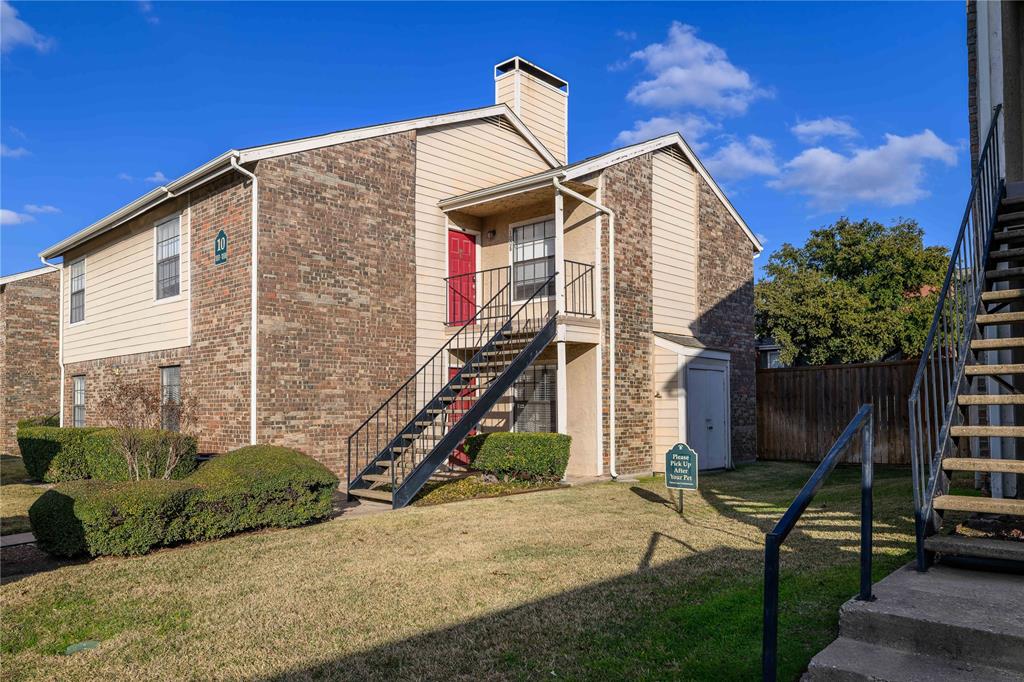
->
[17, 426, 197, 483]
[463, 432, 571, 481]
[29, 445, 338, 557]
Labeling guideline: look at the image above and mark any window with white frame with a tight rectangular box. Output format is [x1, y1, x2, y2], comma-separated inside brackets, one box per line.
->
[160, 365, 181, 432]
[511, 218, 556, 300]
[512, 363, 556, 433]
[155, 216, 181, 300]
[69, 259, 85, 323]
[72, 375, 86, 427]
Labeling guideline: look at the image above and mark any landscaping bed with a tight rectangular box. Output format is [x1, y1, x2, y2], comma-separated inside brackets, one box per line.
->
[0, 462, 916, 680]
[412, 474, 562, 507]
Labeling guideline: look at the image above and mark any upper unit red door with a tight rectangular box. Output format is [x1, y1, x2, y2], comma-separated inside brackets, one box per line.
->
[447, 229, 477, 325]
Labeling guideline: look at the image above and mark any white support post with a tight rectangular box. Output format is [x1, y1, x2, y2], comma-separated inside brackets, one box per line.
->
[554, 189, 568, 434]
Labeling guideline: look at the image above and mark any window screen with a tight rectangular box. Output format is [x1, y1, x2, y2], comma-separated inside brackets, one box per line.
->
[512, 363, 556, 433]
[156, 217, 181, 300]
[70, 259, 85, 323]
[161, 366, 181, 432]
[72, 375, 86, 427]
[511, 219, 555, 300]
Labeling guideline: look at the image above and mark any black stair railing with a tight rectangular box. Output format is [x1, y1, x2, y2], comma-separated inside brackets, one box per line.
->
[564, 260, 595, 317]
[762, 404, 875, 682]
[907, 104, 1004, 571]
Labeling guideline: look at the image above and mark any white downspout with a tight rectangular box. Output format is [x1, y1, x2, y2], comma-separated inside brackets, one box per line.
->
[39, 256, 63, 426]
[552, 177, 618, 479]
[230, 155, 259, 445]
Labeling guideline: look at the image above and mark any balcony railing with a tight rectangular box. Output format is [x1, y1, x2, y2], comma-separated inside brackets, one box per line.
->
[444, 260, 595, 325]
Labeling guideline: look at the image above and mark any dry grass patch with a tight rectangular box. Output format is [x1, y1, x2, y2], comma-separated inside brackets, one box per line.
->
[0, 462, 915, 681]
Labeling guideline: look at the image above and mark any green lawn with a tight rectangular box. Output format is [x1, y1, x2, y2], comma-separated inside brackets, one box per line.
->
[0, 462, 915, 681]
[1, 455, 45, 536]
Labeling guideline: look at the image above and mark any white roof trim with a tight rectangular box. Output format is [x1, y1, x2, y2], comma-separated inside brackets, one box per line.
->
[0, 266, 57, 285]
[654, 335, 731, 362]
[564, 133, 762, 253]
[438, 169, 565, 212]
[237, 104, 559, 167]
[40, 105, 559, 259]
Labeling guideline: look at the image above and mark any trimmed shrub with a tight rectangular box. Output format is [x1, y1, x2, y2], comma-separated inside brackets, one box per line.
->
[85, 430, 198, 481]
[29, 479, 196, 557]
[185, 446, 338, 540]
[16, 415, 59, 429]
[463, 432, 571, 481]
[17, 427, 111, 483]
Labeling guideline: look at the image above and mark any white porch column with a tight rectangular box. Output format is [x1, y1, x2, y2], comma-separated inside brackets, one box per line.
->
[555, 189, 568, 434]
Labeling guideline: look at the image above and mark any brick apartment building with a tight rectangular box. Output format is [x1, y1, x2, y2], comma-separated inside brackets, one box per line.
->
[35, 57, 761, 506]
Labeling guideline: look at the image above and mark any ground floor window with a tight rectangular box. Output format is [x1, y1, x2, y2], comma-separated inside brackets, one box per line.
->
[512, 363, 556, 433]
[72, 375, 86, 427]
[161, 366, 181, 432]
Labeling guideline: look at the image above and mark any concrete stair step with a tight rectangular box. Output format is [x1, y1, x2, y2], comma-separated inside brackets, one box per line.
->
[981, 288, 1024, 301]
[933, 494, 1024, 516]
[924, 535, 1024, 563]
[970, 311, 1024, 325]
[970, 337, 1024, 350]
[964, 363, 1024, 375]
[958, 393, 1024, 405]
[349, 488, 393, 503]
[991, 228, 1024, 243]
[803, 636, 1022, 681]
[998, 210, 1024, 225]
[989, 246, 1024, 261]
[949, 425, 1024, 437]
[986, 267, 1024, 281]
[837, 565, 1024, 673]
[942, 457, 1024, 474]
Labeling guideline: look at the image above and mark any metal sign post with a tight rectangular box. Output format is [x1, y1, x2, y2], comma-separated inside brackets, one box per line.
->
[665, 442, 698, 515]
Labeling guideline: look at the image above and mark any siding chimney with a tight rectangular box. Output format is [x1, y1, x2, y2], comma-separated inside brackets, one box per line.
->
[495, 57, 569, 164]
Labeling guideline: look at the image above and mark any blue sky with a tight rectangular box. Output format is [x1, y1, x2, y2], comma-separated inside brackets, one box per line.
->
[1, 1, 967, 278]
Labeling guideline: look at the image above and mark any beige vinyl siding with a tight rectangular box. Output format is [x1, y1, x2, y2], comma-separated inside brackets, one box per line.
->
[63, 203, 190, 364]
[415, 118, 551, 366]
[517, 72, 567, 163]
[495, 73, 516, 111]
[653, 343, 682, 472]
[652, 149, 698, 336]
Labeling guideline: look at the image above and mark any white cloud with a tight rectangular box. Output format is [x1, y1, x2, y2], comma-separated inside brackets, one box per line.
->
[1, 1, 55, 54]
[615, 30, 637, 41]
[791, 117, 858, 144]
[0, 208, 34, 226]
[24, 203, 60, 214]
[755, 232, 769, 246]
[117, 172, 134, 181]
[768, 129, 957, 209]
[1, 143, 29, 158]
[8, 126, 27, 139]
[705, 135, 778, 180]
[138, 0, 159, 24]
[615, 114, 720, 149]
[626, 22, 770, 113]
[145, 170, 168, 183]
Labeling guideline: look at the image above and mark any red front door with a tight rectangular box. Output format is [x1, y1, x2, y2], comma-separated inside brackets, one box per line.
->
[448, 229, 477, 325]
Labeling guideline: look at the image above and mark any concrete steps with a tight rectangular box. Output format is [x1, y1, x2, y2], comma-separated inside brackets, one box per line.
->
[964, 363, 1024, 376]
[924, 535, 1024, 563]
[804, 564, 1024, 680]
[975, 311, 1024, 325]
[981, 288, 1024, 302]
[970, 336, 1024, 350]
[942, 457, 1024, 474]
[932, 494, 1024, 515]
[957, 393, 1024, 405]
[949, 425, 1024, 437]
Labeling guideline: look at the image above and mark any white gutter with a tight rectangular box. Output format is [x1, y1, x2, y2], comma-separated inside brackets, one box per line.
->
[552, 177, 618, 479]
[38, 256, 64, 427]
[229, 155, 259, 445]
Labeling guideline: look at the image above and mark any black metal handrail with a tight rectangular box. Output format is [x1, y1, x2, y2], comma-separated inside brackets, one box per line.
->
[907, 104, 1004, 571]
[444, 261, 596, 325]
[762, 404, 874, 682]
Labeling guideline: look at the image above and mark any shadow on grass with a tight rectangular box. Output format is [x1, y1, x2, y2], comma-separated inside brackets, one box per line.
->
[259, 470, 915, 682]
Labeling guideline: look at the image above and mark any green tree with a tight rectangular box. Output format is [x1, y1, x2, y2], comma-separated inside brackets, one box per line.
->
[755, 218, 949, 366]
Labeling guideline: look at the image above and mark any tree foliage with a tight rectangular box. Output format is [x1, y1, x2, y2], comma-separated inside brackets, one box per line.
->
[755, 218, 949, 365]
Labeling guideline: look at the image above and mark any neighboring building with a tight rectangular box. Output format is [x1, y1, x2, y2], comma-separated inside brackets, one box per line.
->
[38, 57, 761, 504]
[0, 267, 60, 454]
[756, 337, 786, 369]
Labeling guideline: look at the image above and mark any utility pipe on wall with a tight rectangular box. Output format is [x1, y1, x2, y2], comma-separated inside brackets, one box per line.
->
[38, 256, 64, 427]
[552, 177, 618, 479]
[230, 155, 259, 445]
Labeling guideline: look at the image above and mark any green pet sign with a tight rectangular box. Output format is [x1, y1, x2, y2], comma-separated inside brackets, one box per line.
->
[214, 229, 228, 265]
[665, 442, 699, 514]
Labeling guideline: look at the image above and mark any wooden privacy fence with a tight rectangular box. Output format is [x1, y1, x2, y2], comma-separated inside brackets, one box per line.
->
[757, 359, 919, 465]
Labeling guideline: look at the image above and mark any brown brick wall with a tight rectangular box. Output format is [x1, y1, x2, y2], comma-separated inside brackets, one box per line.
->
[600, 155, 655, 475]
[694, 178, 757, 462]
[62, 173, 253, 455]
[1, 270, 60, 453]
[255, 132, 418, 474]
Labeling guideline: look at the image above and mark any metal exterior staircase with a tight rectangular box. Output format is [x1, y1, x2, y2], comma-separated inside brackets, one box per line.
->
[346, 274, 558, 509]
[909, 105, 1024, 571]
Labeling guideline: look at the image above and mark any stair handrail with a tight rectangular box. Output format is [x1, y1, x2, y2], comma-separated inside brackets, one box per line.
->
[907, 104, 1004, 570]
[762, 404, 874, 682]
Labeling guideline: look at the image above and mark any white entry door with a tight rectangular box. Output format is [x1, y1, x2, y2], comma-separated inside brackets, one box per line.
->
[685, 362, 729, 470]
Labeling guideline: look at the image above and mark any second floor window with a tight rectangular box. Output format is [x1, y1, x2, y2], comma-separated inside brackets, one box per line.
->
[512, 218, 556, 301]
[69, 259, 85, 323]
[156, 216, 180, 300]
[72, 375, 86, 427]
